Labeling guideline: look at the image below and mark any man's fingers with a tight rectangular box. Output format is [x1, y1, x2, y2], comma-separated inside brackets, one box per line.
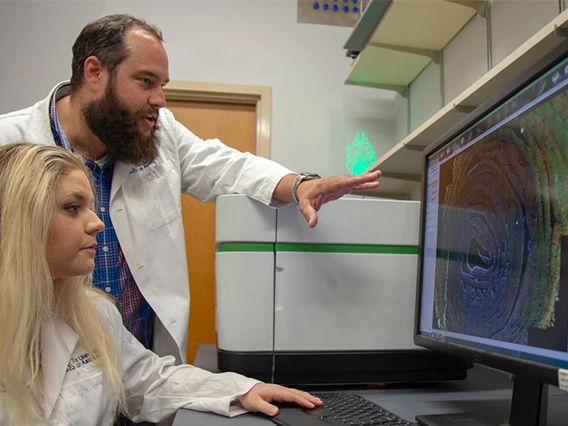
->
[352, 181, 380, 191]
[319, 174, 380, 194]
[295, 171, 382, 228]
[300, 203, 318, 228]
[345, 170, 381, 186]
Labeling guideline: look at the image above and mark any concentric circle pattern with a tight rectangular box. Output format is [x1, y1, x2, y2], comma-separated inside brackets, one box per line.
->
[434, 92, 568, 344]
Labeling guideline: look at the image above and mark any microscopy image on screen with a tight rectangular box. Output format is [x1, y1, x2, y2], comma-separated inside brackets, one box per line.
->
[433, 90, 568, 350]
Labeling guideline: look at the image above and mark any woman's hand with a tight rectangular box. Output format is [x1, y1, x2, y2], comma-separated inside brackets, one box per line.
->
[236, 383, 323, 416]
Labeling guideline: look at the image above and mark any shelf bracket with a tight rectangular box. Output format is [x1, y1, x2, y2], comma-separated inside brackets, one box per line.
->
[367, 42, 441, 64]
[554, 24, 568, 38]
[375, 84, 408, 97]
[404, 145, 425, 153]
[453, 104, 477, 114]
[346, 80, 408, 97]
[443, 0, 488, 18]
[346, 50, 359, 59]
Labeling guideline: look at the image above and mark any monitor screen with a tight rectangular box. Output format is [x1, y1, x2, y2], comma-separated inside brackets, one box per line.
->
[415, 40, 568, 425]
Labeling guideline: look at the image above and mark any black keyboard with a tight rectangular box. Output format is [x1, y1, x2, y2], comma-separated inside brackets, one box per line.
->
[271, 392, 417, 426]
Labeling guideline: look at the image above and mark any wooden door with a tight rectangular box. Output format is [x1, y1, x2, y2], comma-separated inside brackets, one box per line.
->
[166, 100, 256, 363]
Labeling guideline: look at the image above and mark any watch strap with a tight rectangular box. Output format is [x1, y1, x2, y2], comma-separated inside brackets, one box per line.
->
[291, 173, 321, 203]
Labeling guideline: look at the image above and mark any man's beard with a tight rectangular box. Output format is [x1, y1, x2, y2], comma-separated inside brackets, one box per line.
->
[82, 81, 160, 165]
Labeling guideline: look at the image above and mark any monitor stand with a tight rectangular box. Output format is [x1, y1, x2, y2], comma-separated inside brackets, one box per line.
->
[415, 377, 548, 426]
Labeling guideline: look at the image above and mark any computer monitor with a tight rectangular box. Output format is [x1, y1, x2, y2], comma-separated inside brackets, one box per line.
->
[415, 39, 568, 426]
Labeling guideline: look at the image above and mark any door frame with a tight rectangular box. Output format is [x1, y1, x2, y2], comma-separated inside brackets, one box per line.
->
[164, 80, 271, 158]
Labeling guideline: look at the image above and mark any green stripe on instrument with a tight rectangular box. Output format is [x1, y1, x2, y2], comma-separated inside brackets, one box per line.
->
[216, 242, 417, 255]
[275, 243, 418, 254]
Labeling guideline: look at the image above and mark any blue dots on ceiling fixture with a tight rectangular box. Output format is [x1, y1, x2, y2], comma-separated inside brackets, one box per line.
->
[312, 1, 362, 13]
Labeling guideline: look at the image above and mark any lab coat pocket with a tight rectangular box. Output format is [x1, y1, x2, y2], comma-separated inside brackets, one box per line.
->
[124, 159, 181, 232]
[59, 369, 116, 426]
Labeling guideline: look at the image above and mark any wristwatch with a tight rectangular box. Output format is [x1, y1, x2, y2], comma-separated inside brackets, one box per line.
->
[291, 172, 321, 203]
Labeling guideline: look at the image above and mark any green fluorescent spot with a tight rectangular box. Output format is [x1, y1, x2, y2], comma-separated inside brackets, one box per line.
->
[346, 131, 376, 175]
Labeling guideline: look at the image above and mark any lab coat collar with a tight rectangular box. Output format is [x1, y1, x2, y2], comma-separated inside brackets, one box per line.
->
[41, 316, 79, 420]
[111, 161, 134, 202]
[23, 89, 57, 147]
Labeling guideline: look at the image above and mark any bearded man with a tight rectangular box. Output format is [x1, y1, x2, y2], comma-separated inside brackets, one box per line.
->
[0, 13, 380, 376]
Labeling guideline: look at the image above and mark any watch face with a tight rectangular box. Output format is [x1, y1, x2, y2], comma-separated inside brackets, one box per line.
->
[292, 173, 321, 203]
[300, 173, 321, 179]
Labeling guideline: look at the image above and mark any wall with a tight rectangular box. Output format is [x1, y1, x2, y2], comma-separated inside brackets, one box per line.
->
[0, 1, 106, 110]
[0, 0, 396, 176]
[375, 0, 563, 201]
[409, 61, 441, 133]
[442, 13, 488, 106]
[407, 0, 560, 131]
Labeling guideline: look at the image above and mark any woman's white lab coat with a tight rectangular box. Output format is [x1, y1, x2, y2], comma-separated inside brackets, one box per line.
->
[34, 297, 260, 426]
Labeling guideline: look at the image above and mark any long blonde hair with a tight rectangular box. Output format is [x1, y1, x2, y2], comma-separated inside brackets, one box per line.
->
[0, 143, 126, 425]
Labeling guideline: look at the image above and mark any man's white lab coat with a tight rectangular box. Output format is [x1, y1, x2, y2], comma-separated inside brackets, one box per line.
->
[0, 83, 293, 363]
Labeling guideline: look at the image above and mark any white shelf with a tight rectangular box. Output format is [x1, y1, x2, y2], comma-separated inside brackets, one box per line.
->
[363, 9, 568, 198]
[345, 0, 480, 94]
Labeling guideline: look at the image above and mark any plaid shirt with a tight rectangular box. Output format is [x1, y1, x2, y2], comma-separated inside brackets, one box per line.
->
[49, 83, 154, 349]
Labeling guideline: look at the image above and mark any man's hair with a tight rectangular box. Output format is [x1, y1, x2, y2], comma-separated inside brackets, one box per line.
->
[0, 143, 126, 425]
[70, 14, 163, 91]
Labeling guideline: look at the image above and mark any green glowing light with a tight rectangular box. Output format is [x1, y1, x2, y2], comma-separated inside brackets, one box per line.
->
[346, 131, 376, 175]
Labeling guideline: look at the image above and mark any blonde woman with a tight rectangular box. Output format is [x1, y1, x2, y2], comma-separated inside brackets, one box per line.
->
[0, 143, 321, 426]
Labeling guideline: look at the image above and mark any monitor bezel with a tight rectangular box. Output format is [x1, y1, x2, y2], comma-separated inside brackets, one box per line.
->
[413, 36, 568, 388]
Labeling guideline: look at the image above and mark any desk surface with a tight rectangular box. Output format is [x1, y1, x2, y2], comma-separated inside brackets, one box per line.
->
[173, 345, 568, 426]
